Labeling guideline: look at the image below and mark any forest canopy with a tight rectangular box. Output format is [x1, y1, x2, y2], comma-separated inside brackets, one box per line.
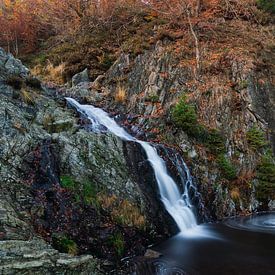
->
[1, 0, 271, 55]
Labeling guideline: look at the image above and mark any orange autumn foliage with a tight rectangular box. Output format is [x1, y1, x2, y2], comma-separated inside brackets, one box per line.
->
[0, 0, 266, 56]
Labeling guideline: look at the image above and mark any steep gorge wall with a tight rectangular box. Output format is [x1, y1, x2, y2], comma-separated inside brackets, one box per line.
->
[86, 40, 274, 218]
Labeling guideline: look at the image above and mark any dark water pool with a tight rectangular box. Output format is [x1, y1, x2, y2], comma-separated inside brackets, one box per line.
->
[134, 212, 275, 275]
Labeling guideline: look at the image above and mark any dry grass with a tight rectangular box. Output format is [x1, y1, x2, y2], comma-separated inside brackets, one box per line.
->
[31, 61, 66, 84]
[230, 187, 240, 201]
[13, 122, 26, 133]
[99, 194, 146, 229]
[42, 113, 55, 131]
[20, 89, 35, 105]
[115, 85, 127, 103]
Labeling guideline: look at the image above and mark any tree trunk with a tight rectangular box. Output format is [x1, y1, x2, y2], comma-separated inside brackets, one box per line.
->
[187, 10, 200, 80]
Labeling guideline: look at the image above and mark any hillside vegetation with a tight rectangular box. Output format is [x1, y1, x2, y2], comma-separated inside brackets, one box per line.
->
[0, 0, 274, 82]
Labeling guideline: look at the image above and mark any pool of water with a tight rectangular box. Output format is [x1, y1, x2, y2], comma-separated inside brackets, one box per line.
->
[134, 212, 275, 275]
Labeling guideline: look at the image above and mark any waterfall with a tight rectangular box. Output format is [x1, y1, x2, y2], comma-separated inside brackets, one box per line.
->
[66, 98, 197, 232]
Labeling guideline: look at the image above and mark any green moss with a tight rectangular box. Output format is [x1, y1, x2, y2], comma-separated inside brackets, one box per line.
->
[217, 155, 237, 181]
[257, 0, 275, 14]
[197, 127, 226, 154]
[147, 94, 159, 103]
[238, 80, 248, 89]
[109, 232, 125, 257]
[256, 153, 275, 202]
[52, 234, 78, 255]
[60, 175, 75, 190]
[171, 96, 198, 135]
[246, 126, 267, 150]
[82, 181, 99, 207]
[60, 176, 99, 207]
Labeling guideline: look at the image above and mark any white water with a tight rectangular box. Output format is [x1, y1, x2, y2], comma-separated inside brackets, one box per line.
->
[66, 98, 197, 232]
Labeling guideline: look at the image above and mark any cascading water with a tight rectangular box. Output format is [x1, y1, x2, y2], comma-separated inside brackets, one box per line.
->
[66, 98, 197, 232]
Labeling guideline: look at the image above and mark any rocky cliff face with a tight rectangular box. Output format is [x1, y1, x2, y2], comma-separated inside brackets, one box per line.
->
[84, 40, 274, 218]
[0, 51, 103, 273]
[0, 48, 176, 273]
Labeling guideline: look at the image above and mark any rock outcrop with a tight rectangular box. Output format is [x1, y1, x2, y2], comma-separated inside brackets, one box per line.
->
[0, 49, 102, 273]
[0, 48, 29, 81]
[0, 49, 171, 273]
[71, 68, 89, 87]
[85, 40, 274, 218]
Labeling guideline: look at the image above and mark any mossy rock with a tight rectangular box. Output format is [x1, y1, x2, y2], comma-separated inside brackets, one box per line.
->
[52, 233, 78, 255]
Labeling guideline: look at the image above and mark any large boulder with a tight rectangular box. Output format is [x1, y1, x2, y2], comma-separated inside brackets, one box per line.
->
[72, 68, 89, 86]
[0, 48, 29, 81]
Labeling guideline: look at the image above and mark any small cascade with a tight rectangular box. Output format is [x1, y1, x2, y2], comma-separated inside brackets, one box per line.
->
[160, 146, 205, 218]
[66, 98, 198, 232]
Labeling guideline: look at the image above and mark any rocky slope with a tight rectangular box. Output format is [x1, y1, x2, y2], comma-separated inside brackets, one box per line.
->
[0, 49, 103, 273]
[80, 39, 274, 218]
[0, 48, 178, 273]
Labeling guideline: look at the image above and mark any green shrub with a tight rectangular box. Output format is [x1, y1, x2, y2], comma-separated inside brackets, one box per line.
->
[60, 175, 75, 190]
[197, 127, 226, 154]
[246, 126, 267, 150]
[109, 232, 125, 257]
[256, 153, 275, 202]
[171, 96, 198, 135]
[52, 234, 78, 255]
[206, 129, 226, 154]
[171, 97, 226, 153]
[60, 176, 99, 207]
[257, 0, 275, 14]
[217, 155, 237, 180]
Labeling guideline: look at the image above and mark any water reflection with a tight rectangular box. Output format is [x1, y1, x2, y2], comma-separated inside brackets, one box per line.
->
[134, 212, 275, 275]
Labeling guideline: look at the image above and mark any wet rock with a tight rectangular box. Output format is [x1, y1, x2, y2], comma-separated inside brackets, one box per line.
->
[123, 141, 177, 236]
[144, 249, 162, 259]
[72, 68, 89, 86]
[268, 200, 275, 211]
[0, 240, 100, 274]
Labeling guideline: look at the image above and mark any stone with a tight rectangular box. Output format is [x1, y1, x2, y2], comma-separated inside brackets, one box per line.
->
[144, 249, 162, 259]
[72, 68, 89, 86]
[0, 48, 29, 81]
[268, 200, 275, 211]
